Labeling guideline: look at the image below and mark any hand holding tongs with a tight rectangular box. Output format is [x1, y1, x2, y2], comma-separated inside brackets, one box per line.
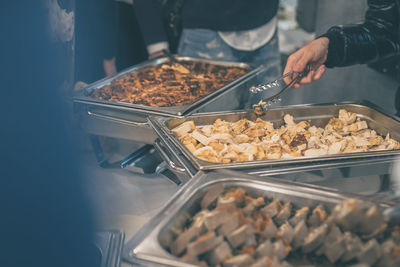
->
[251, 65, 312, 115]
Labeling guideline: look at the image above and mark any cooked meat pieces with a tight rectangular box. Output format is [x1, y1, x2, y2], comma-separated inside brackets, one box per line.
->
[332, 198, 370, 232]
[206, 241, 232, 265]
[204, 209, 231, 231]
[324, 235, 346, 263]
[172, 121, 195, 137]
[168, 187, 399, 266]
[292, 220, 308, 249]
[377, 240, 400, 266]
[170, 221, 204, 256]
[262, 216, 278, 239]
[172, 109, 400, 163]
[255, 240, 273, 258]
[315, 223, 342, 256]
[186, 232, 223, 257]
[341, 232, 363, 262]
[201, 184, 225, 209]
[260, 199, 281, 218]
[275, 202, 292, 226]
[358, 204, 385, 234]
[223, 254, 253, 267]
[307, 204, 327, 227]
[251, 257, 278, 267]
[273, 239, 291, 261]
[289, 206, 309, 227]
[227, 223, 256, 248]
[357, 239, 381, 265]
[91, 62, 247, 107]
[302, 223, 328, 253]
[217, 213, 240, 237]
[276, 222, 294, 243]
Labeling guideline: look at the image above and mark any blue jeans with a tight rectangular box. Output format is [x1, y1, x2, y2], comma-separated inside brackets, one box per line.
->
[178, 28, 281, 106]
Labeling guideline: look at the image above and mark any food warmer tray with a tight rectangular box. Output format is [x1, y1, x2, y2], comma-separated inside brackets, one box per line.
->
[73, 56, 262, 144]
[122, 170, 394, 266]
[149, 101, 400, 175]
[94, 230, 125, 267]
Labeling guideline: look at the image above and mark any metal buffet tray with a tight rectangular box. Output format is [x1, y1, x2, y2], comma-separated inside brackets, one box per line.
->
[73, 56, 262, 144]
[149, 101, 400, 174]
[123, 171, 393, 266]
[95, 230, 125, 267]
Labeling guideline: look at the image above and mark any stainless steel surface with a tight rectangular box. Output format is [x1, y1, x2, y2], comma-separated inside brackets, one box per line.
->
[153, 138, 198, 181]
[122, 170, 394, 267]
[149, 101, 400, 171]
[95, 230, 125, 267]
[73, 56, 262, 143]
[154, 140, 187, 174]
[249, 71, 293, 93]
[75, 126, 398, 266]
[120, 145, 163, 174]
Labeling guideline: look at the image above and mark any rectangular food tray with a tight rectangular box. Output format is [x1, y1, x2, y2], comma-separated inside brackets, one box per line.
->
[73, 56, 262, 143]
[149, 101, 400, 170]
[123, 171, 393, 266]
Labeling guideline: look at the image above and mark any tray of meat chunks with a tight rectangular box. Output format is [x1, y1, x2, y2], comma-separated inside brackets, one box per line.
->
[149, 101, 400, 171]
[123, 171, 400, 267]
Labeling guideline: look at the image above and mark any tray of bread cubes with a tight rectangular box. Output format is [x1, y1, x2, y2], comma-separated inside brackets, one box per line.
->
[123, 171, 400, 266]
[73, 56, 261, 143]
[149, 101, 400, 171]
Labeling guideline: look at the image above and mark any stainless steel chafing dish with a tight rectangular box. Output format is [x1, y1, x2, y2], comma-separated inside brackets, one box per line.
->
[73, 56, 262, 144]
[94, 230, 125, 267]
[122, 170, 395, 266]
[149, 101, 400, 177]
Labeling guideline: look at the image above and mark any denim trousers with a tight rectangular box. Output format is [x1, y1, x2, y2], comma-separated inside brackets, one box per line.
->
[178, 28, 282, 106]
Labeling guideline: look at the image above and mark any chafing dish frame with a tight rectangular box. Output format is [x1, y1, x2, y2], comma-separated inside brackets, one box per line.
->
[73, 56, 262, 143]
[122, 170, 393, 267]
[149, 101, 400, 171]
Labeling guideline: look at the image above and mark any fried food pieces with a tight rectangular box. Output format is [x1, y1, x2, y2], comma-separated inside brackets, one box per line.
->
[173, 109, 400, 163]
[91, 61, 247, 107]
[167, 185, 400, 266]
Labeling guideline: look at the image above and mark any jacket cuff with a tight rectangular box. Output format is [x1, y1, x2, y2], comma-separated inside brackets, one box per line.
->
[320, 27, 346, 68]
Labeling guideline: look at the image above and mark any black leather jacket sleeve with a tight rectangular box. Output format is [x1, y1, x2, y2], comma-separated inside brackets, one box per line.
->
[322, 0, 400, 68]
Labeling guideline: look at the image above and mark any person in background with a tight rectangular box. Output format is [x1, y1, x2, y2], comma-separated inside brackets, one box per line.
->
[134, 0, 281, 105]
[115, 0, 148, 70]
[283, 0, 400, 115]
[1, 1, 97, 266]
[75, 0, 119, 84]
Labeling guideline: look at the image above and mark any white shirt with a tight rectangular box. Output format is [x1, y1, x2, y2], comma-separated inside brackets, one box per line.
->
[218, 16, 277, 51]
[147, 16, 277, 54]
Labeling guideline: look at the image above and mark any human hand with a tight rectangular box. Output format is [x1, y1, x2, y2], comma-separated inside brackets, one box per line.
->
[149, 50, 166, 59]
[103, 57, 117, 77]
[74, 81, 88, 91]
[283, 37, 329, 88]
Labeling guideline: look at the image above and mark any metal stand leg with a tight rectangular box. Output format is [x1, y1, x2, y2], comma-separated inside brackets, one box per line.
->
[89, 134, 107, 166]
[379, 174, 392, 193]
[89, 135, 135, 169]
[395, 86, 400, 116]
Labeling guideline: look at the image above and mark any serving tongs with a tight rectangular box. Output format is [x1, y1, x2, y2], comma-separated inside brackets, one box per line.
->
[162, 49, 191, 74]
[251, 65, 311, 116]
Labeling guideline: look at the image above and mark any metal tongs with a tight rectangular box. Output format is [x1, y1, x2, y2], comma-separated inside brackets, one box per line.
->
[162, 49, 191, 73]
[251, 65, 312, 115]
